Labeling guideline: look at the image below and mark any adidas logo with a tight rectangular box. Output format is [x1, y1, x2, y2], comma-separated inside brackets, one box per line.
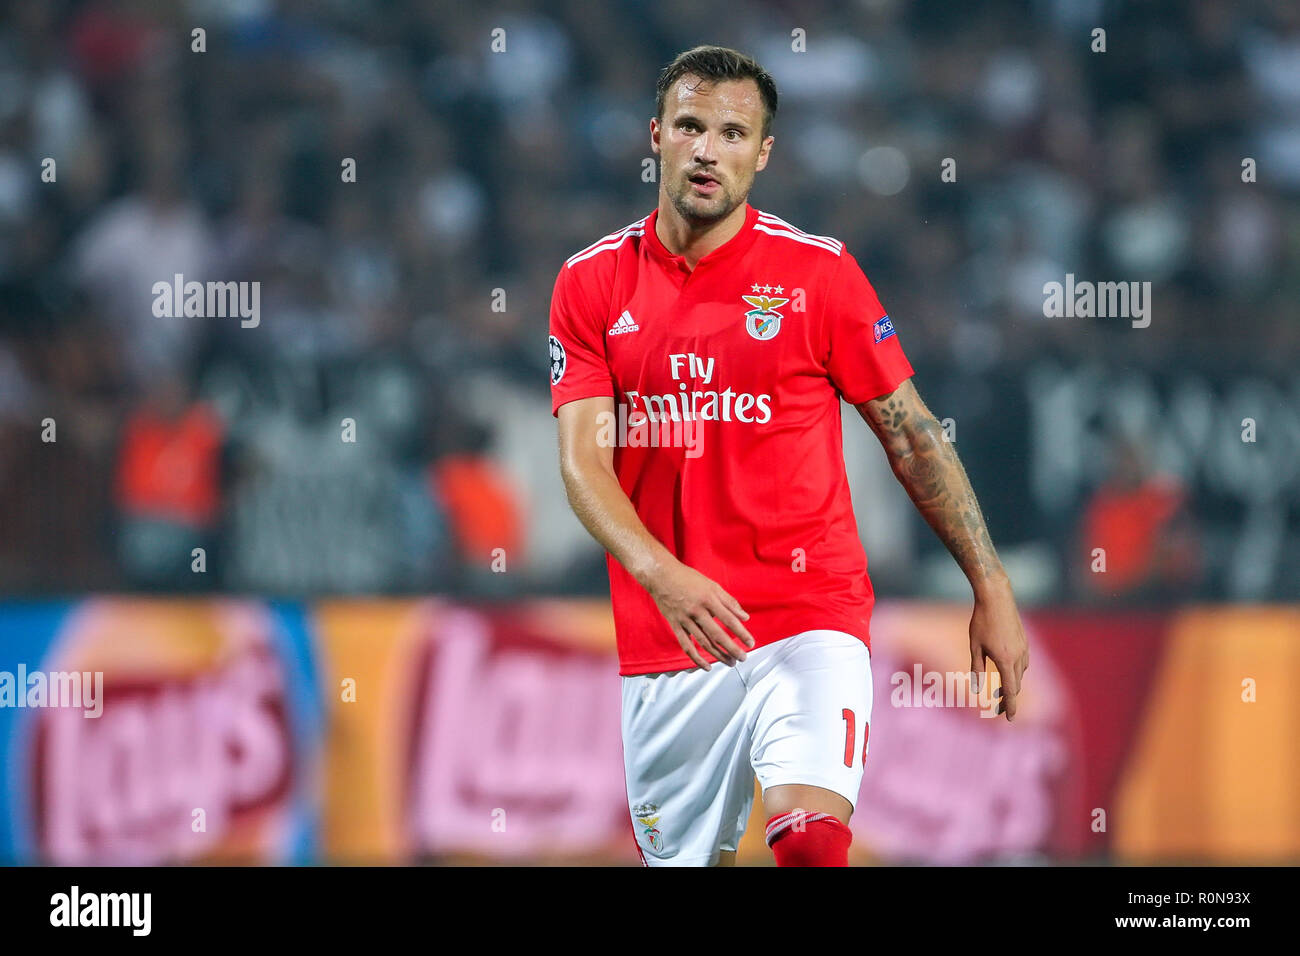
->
[609, 310, 640, 335]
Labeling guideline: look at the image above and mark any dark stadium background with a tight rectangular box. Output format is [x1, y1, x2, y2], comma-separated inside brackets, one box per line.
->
[0, 0, 1295, 866]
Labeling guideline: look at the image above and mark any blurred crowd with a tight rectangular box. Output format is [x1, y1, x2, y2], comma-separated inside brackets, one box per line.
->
[0, 0, 1296, 599]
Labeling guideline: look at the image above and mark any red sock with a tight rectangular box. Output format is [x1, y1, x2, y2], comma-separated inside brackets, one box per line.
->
[766, 810, 852, 866]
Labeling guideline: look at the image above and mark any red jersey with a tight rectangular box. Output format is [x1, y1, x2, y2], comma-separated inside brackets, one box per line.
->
[549, 203, 913, 675]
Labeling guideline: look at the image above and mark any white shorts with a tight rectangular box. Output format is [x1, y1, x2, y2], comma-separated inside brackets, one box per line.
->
[621, 629, 873, 867]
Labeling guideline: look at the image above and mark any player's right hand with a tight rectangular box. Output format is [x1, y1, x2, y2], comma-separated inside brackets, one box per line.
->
[644, 560, 755, 670]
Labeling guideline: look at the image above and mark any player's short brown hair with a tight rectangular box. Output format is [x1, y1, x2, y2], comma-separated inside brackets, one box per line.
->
[655, 45, 778, 138]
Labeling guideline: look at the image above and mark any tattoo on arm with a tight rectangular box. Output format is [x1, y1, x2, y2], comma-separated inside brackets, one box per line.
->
[857, 381, 1003, 585]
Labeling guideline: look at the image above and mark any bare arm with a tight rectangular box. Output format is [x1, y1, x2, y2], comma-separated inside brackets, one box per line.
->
[855, 379, 1029, 719]
[557, 396, 754, 669]
[855, 379, 1003, 587]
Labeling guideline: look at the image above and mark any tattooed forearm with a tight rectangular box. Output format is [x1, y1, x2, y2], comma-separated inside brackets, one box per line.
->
[857, 381, 1005, 587]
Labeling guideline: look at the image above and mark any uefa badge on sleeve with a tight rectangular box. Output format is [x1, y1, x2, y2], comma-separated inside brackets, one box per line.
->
[873, 314, 896, 344]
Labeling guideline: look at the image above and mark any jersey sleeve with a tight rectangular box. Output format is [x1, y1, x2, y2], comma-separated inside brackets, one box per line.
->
[822, 250, 914, 405]
[549, 262, 614, 416]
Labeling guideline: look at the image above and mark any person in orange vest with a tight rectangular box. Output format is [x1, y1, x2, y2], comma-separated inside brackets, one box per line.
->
[1076, 436, 1202, 600]
[428, 419, 523, 586]
[114, 375, 224, 589]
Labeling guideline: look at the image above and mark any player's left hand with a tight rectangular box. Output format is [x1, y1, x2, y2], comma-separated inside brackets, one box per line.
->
[968, 577, 1028, 722]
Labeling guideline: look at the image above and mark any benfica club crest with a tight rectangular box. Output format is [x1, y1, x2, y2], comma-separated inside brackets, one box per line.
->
[742, 289, 789, 340]
[633, 802, 664, 852]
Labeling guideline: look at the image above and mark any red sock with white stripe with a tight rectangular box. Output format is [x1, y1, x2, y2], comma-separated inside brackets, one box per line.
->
[765, 810, 852, 866]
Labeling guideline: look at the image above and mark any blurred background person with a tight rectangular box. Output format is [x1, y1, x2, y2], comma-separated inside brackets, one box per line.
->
[113, 372, 224, 591]
[1074, 434, 1203, 603]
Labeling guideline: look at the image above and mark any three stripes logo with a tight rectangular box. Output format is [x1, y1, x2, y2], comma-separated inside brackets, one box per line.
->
[609, 310, 640, 335]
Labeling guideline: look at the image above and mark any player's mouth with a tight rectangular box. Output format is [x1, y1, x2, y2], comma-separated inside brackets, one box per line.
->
[688, 171, 720, 194]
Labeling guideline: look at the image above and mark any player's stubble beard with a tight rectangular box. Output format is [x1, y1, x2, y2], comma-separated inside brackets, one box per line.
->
[663, 161, 750, 227]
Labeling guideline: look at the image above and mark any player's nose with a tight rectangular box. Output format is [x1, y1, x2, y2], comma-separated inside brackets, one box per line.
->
[692, 131, 719, 163]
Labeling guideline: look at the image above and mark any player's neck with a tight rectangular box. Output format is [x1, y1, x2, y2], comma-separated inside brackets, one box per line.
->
[654, 198, 748, 271]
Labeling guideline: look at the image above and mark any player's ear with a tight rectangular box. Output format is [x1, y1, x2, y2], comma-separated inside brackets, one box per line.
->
[649, 118, 661, 155]
[755, 134, 774, 171]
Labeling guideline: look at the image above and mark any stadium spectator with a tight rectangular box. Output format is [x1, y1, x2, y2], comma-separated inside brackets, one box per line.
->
[429, 419, 524, 589]
[114, 375, 224, 589]
[1075, 437, 1202, 601]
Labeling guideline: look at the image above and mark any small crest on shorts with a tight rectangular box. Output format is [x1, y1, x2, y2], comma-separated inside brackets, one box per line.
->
[632, 802, 664, 851]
